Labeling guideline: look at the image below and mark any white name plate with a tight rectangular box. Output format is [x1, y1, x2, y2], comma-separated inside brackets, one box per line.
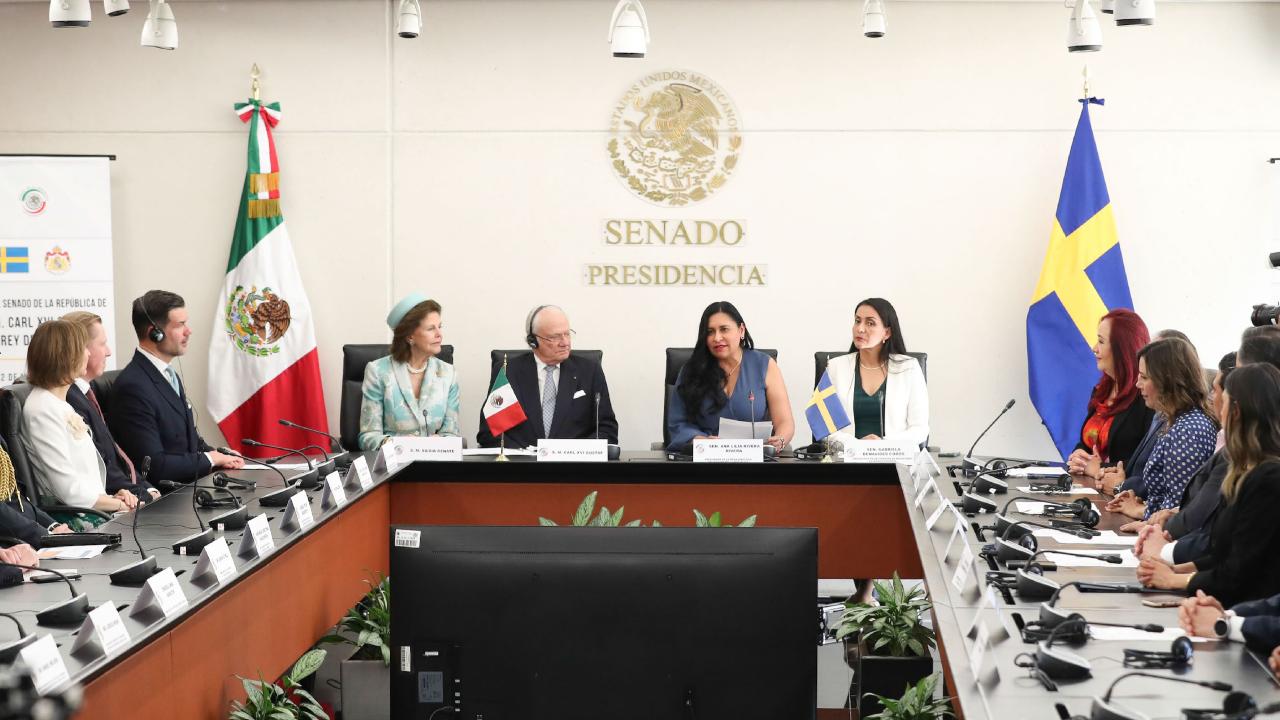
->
[345, 455, 374, 492]
[129, 567, 188, 621]
[392, 436, 463, 462]
[280, 491, 316, 533]
[19, 635, 68, 695]
[321, 471, 348, 510]
[693, 438, 764, 463]
[71, 602, 130, 658]
[237, 513, 275, 559]
[191, 537, 238, 589]
[844, 439, 918, 464]
[536, 439, 608, 462]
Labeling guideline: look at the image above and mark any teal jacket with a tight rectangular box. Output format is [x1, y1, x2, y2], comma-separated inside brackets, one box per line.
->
[358, 355, 460, 450]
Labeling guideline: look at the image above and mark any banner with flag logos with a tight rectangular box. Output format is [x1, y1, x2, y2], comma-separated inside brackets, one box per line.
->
[1027, 98, 1135, 460]
[0, 156, 116, 386]
[207, 99, 329, 457]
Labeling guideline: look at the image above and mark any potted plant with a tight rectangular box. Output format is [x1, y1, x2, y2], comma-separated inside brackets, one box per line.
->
[321, 574, 390, 720]
[863, 673, 953, 720]
[836, 573, 936, 717]
[230, 648, 327, 720]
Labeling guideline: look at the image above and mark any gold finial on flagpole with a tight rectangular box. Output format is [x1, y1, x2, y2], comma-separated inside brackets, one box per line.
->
[1082, 64, 1091, 100]
[250, 63, 262, 101]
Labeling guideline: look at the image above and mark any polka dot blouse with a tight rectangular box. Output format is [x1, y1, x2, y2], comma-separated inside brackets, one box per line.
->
[1141, 407, 1218, 519]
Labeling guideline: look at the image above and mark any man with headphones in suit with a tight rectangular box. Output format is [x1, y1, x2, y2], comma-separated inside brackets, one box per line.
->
[476, 305, 619, 448]
[108, 290, 244, 485]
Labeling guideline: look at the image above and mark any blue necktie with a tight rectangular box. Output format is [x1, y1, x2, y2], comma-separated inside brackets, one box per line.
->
[542, 366, 557, 437]
[164, 366, 181, 396]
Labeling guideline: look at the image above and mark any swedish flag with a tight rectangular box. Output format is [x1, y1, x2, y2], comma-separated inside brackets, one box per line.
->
[805, 370, 852, 442]
[1027, 98, 1134, 460]
[0, 246, 28, 274]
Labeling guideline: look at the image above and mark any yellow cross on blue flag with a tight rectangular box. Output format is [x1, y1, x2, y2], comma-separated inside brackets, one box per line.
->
[805, 369, 852, 442]
[1027, 98, 1134, 460]
[0, 246, 29, 274]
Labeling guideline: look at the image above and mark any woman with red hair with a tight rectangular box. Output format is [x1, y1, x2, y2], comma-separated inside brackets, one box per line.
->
[1066, 309, 1156, 481]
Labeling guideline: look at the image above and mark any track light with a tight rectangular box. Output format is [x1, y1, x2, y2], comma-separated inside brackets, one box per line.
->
[863, 0, 886, 38]
[608, 0, 650, 58]
[1114, 0, 1154, 25]
[49, 0, 91, 28]
[397, 0, 421, 39]
[140, 0, 177, 50]
[103, 0, 128, 17]
[1066, 0, 1102, 53]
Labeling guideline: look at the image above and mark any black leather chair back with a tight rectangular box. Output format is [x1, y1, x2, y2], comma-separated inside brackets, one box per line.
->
[90, 369, 122, 421]
[0, 384, 43, 505]
[486, 349, 605, 386]
[661, 347, 778, 448]
[339, 344, 455, 452]
[813, 351, 928, 387]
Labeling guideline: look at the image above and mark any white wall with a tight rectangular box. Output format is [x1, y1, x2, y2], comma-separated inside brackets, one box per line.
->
[1, 0, 1275, 459]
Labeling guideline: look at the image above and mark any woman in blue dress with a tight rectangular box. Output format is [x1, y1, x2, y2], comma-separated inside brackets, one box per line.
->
[666, 301, 794, 452]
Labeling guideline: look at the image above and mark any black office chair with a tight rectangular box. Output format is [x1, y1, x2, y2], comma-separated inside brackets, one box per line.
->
[656, 347, 779, 450]
[813, 350, 928, 387]
[339, 343, 455, 452]
[485, 349, 605, 385]
[0, 384, 111, 521]
[89, 369, 122, 421]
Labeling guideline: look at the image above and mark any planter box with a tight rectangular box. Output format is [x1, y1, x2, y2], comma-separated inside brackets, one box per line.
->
[858, 653, 933, 717]
[340, 655, 389, 720]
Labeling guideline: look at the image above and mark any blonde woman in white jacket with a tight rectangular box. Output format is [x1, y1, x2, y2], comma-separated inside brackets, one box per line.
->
[825, 298, 929, 450]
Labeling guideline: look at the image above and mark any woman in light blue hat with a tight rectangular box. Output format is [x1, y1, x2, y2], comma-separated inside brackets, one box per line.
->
[357, 293, 460, 449]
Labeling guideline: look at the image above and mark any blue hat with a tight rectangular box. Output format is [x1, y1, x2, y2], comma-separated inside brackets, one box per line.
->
[387, 292, 429, 329]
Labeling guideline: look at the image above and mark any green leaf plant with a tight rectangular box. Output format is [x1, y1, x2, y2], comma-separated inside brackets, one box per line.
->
[836, 573, 936, 658]
[319, 573, 391, 666]
[863, 673, 954, 720]
[229, 648, 327, 720]
[538, 492, 758, 529]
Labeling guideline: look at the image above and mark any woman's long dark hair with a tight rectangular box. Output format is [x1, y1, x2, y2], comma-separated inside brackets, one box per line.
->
[677, 301, 755, 414]
[847, 298, 908, 360]
[1222, 363, 1280, 502]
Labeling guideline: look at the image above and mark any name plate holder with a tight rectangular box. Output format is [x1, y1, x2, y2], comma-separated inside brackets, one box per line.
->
[952, 545, 977, 595]
[844, 439, 917, 464]
[965, 585, 1018, 643]
[536, 439, 608, 462]
[392, 436, 463, 463]
[693, 438, 763, 463]
[191, 537, 239, 590]
[344, 455, 374, 494]
[967, 621, 1001, 686]
[237, 513, 276, 559]
[70, 603, 130, 661]
[913, 478, 939, 510]
[18, 635, 69, 696]
[128, 567, 189, 625]
[279, 491, 316, 534]
[320, 471, 348, 511]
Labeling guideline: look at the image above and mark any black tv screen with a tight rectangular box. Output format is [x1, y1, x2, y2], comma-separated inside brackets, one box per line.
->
[389, 525, 817, 720]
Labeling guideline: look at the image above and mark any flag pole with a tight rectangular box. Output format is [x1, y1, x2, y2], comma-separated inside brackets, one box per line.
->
[1081, 64, 1090, 100]
[495, 353, 510, 462]
[250, 63, 261, 101]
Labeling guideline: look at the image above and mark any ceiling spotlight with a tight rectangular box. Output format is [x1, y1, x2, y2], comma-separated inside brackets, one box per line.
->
[1066, 0, 1102, 53]
[140, 0, 177, 50]
[103, 0, 128, 17]
[1099, 0, 1115, 13]
[609, 0, 650, 58]
[1114, 0, 1154, 25]
[49, 0, 91, 28]
[863, 0, 886, 38]
[397, 0, 421, 39]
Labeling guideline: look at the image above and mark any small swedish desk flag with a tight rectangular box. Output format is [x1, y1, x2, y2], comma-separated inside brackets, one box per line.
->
[1027, 98, 1134, 460]
[806, 370, 852, 442]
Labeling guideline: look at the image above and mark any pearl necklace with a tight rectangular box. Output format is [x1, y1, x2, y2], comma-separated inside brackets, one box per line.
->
[407, 361, 428, 375]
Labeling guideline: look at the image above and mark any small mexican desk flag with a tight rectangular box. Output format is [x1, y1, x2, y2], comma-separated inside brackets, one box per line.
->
[207, 98, 329, 457]
[483, 364, 527, 437]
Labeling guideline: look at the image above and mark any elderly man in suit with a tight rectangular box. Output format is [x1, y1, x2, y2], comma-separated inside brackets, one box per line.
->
[476, 305, 618, 448]
[108, 290, 244, 484]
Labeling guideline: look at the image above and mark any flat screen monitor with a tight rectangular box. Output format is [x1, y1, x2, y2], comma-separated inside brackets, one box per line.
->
[389, 525, 817, 720]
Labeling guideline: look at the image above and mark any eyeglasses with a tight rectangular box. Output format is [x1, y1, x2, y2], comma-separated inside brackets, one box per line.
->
[535, 329, 576, 344]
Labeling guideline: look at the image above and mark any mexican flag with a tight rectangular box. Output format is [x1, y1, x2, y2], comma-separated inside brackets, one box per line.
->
[483, 365, 527, 437]
[207, 98, 329, 457]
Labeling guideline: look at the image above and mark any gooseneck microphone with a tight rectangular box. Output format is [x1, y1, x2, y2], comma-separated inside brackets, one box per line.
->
[241, 439, 320, 489]
[1092, 673, 1233, 720]
[111, 457, 164, 586]
[1010, 548, 1123, 569]
[748, 392, 757, 441]
[0, 563, 90, 626]
[962, 399, 1016, 475]
[594, 392, 601, 440]
[278, 418, 343, 454]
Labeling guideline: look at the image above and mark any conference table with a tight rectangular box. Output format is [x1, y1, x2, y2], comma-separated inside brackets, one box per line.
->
[0, 449, 1273, 719]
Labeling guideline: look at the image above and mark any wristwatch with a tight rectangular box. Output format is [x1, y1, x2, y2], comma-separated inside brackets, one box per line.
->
[1213, 614, 1231, 639]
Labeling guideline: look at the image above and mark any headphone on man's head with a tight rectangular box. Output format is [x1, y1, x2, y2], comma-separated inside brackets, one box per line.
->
[135, 296, 165, 344]
[525, 305, 550, 349]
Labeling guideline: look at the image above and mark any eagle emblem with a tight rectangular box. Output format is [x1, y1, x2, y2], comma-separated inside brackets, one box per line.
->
[609, 70, 742, 207]
[224, 285, 291, 357]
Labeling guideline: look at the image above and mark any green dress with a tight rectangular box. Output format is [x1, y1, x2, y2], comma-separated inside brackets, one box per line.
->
[852, 364, 886, 439]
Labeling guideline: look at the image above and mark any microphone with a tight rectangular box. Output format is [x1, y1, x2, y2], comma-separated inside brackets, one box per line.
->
[594, 392, 600, 440]
[278, 418, 344, 455]
[111, 457, 163, 586]
[0, 563, 90, 626]
[987, 520, 1094, 563]
[1093, 673, 1233, 720]
[0, 611, 33, 663]
[241, 439, 320, 489]
[229, 446, 298, 507]
[1009, 548, 1123, 569]
[749, 392, 757, 442]
[962, 399, 1016, 475]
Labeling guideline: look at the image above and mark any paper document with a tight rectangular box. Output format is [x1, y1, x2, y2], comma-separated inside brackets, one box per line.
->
[265, 463, 313, 470]
[818, 579, 858, 598]
[1016, 485, 1098, 495]
[1003, 466, 1068, 478]
[460, 448, 536, 457]
[38, 545, 108, 560]
[1088, 625, 1201, 643]
[717, 418, 773, 440]
[1032, 529, 1137, 546]
[1043, 551, 1139, 568]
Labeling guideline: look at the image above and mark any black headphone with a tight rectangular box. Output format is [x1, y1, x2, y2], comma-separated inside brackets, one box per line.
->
[212, 472, 255, 490]
[195, 487, 241, 509]
[135, 296, 165, 343]
[525, 305, 549, 349]
[1122, 636, 1193, 669]
[1029, 474, 1075, 493]
[1182, 691, 1259, 720]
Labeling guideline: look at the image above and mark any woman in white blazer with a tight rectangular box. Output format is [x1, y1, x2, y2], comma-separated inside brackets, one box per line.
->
[22, 320, 130, 520]
[825, 298, 930, 449]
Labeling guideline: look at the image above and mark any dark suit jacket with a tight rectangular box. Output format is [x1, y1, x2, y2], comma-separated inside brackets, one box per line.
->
[0, 436, 54, 548]
[476, 353, 618, 448]
[1187, 461, 1280, 607]
[1074, 394, 1155, 467]
[1165, 449, 1227, 539]
[108, 350, 213, 483]
[1232, 593, 1280, 654]
[66, 384, 157, 498]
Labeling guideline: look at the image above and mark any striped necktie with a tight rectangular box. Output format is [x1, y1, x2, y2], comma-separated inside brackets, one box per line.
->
[542, 365, 557, 437]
